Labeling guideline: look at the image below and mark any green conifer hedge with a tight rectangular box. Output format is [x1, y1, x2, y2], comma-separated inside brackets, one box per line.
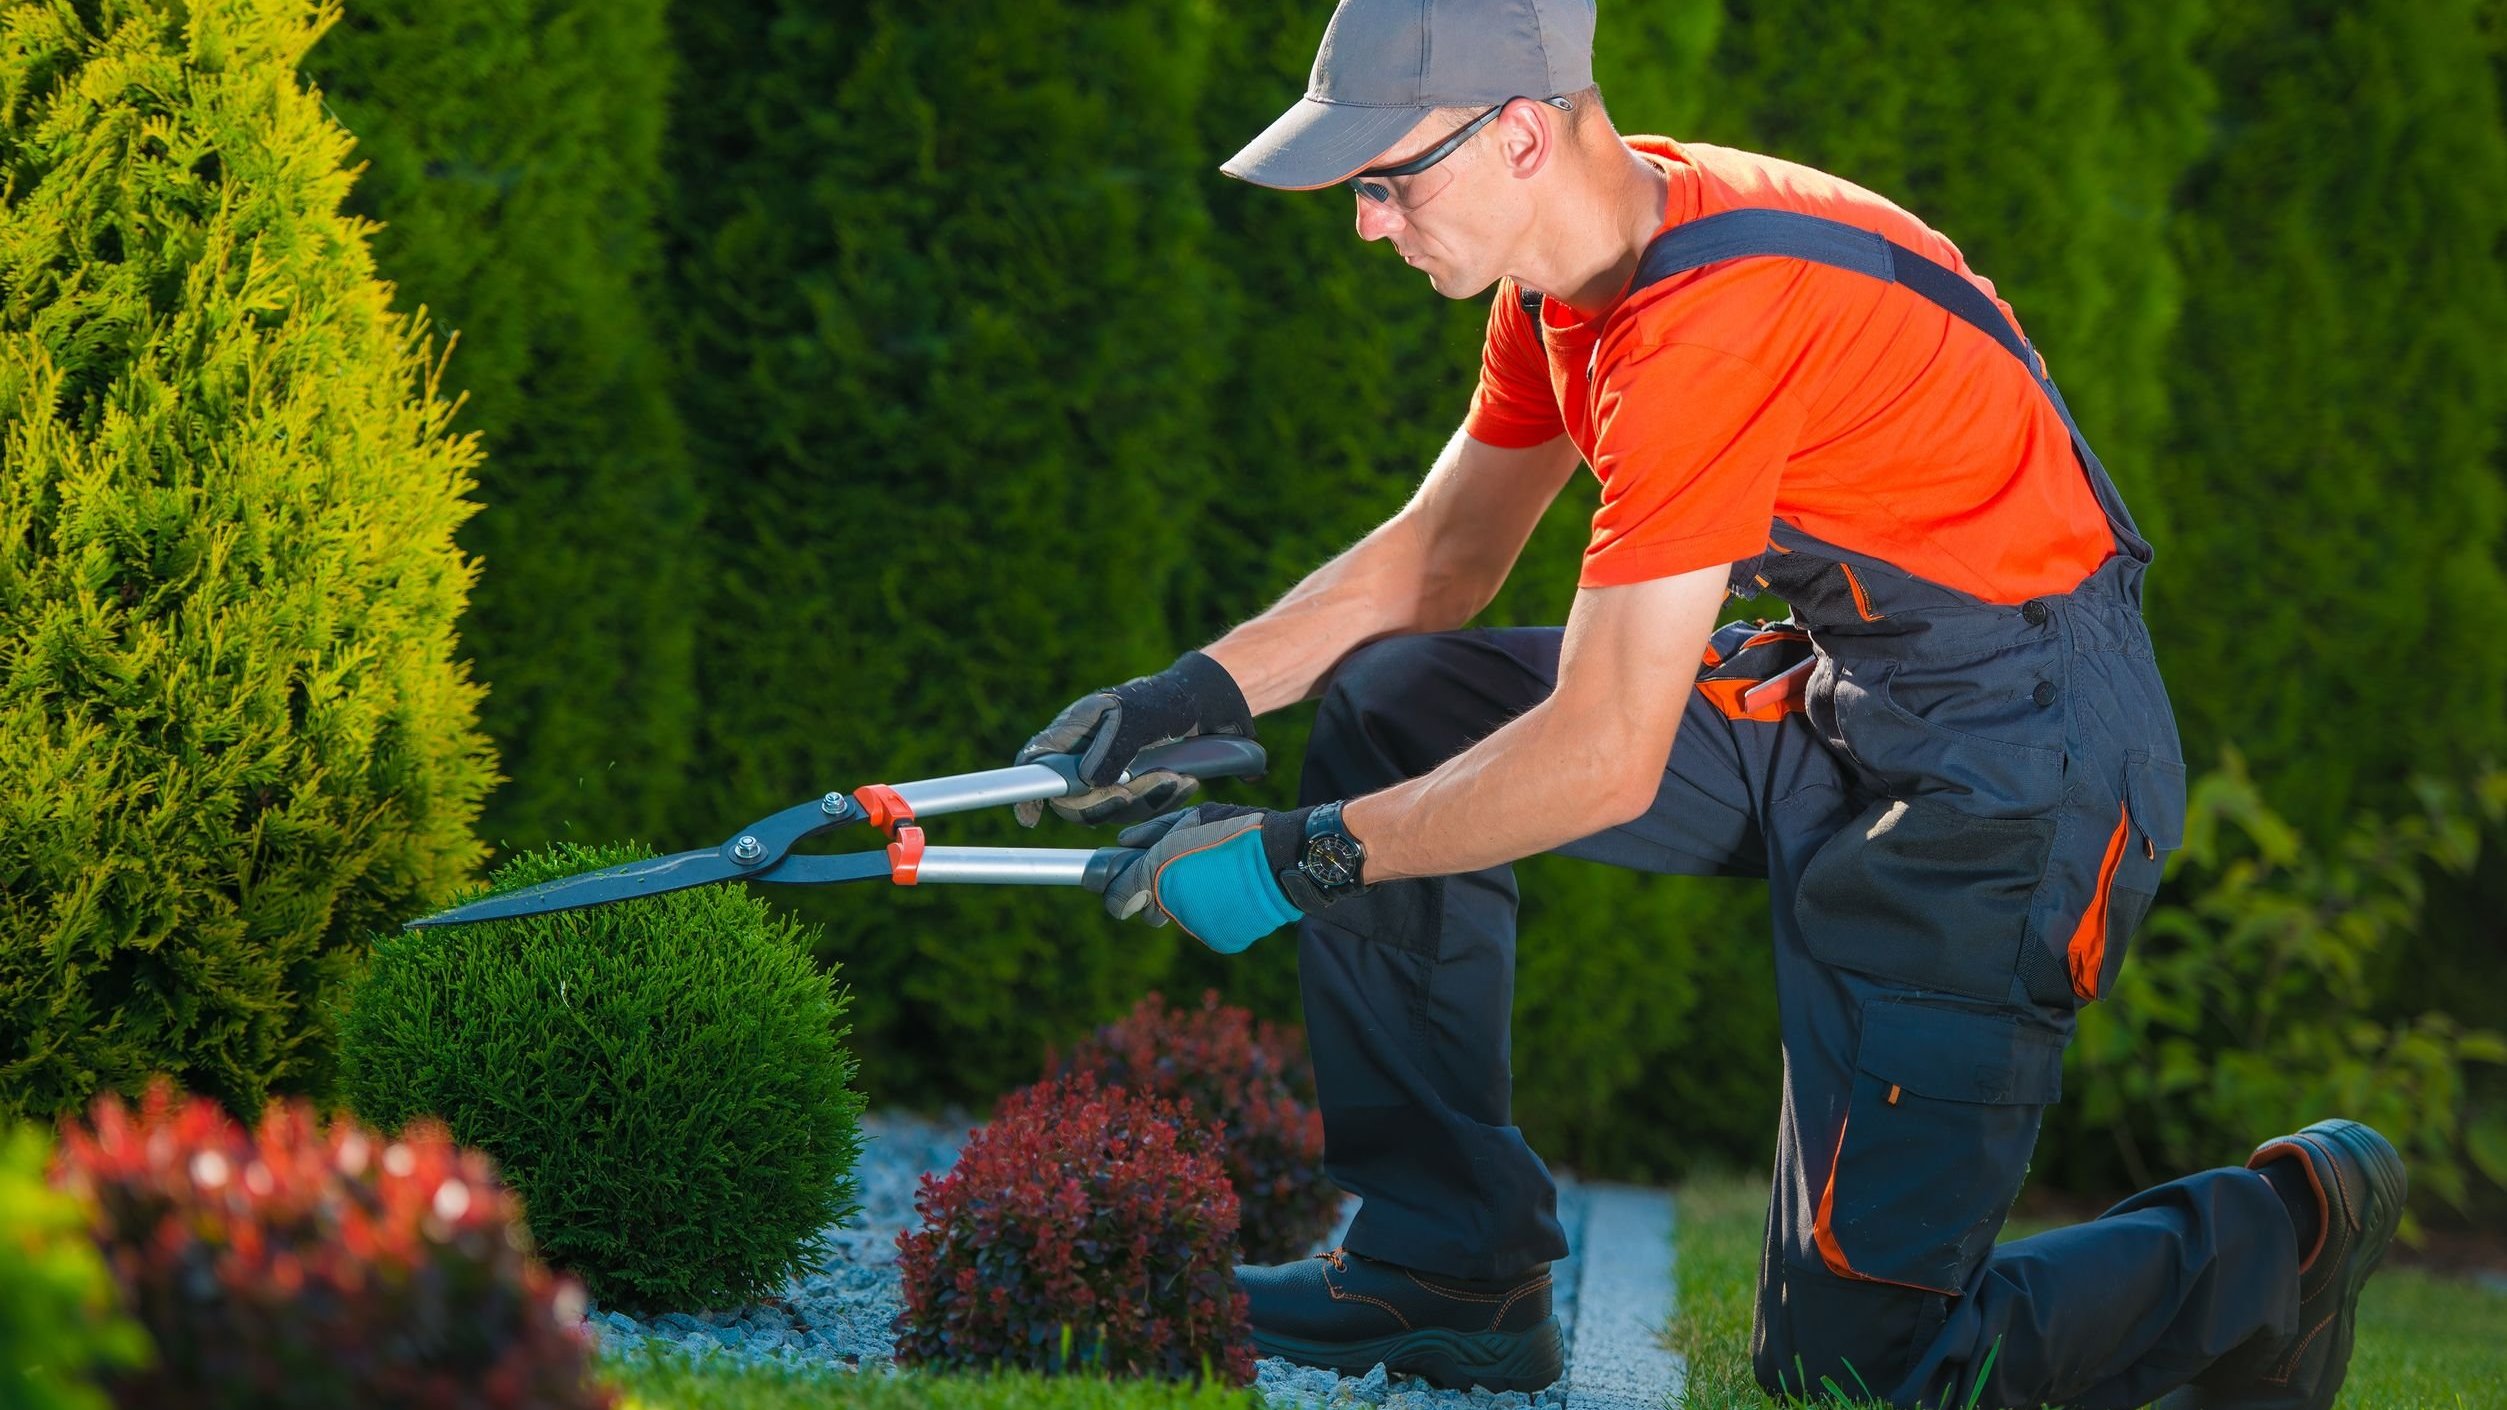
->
[304, 0, 703, 863]
[661, 0, 1225, 1103]
[2157, 0, 2507, 835]
[0, 0, 496, 1126]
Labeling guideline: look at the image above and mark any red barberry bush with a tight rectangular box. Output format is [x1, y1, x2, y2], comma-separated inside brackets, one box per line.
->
[893, 1070, 1254, 1385]
[1050, 989, 1340, 1263]
[47, 1075, 616, 1409]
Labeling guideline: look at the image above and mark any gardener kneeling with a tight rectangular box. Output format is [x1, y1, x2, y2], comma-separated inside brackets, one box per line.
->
[1015, 2, 2401, 1406]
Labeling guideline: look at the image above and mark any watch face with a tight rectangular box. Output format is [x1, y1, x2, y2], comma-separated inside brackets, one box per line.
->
[1305, 833, 1362, 888]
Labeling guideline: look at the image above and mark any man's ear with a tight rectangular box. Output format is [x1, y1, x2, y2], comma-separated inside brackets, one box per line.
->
[1494, 98, 1558, 180]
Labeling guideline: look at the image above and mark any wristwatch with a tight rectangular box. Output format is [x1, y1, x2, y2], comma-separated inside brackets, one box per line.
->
[1294, 800, 1372, 905]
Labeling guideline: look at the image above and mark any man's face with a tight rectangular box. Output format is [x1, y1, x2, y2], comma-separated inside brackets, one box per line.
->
[1351, 105, 1526, 299]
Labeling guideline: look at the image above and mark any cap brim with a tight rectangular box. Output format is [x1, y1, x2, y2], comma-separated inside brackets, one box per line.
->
[1220, 97, 1433, 191]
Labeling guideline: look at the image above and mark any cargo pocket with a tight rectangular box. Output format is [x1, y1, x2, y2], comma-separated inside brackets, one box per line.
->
[1795, 795, 2057, 1002]
[1812, 1001, 2064, 1296]
[2063, 750, 2188, 1003]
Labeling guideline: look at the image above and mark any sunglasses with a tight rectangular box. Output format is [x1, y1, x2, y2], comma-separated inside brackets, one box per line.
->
[1347, 95, 1575, 206]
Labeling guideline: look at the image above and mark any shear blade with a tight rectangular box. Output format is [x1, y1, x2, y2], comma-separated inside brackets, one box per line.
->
[402, 846, 745, 929]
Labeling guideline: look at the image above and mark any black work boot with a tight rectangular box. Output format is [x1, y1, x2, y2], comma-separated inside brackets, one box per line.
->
[2158, 1119, 2407, 1410]
[1233, 1246, 1564, 1392]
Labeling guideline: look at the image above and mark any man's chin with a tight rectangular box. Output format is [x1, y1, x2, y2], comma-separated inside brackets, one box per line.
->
[1413, 260, 1499, 301]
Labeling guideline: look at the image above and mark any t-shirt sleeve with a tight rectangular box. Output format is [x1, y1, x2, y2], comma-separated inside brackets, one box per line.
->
[1578, 339, 1804, 590]
[1461, 281, 1567, 448]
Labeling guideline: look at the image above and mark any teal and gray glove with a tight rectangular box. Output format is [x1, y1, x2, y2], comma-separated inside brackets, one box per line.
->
[1013, 649, 1256, 828]
[1087, 803, 1330, 954]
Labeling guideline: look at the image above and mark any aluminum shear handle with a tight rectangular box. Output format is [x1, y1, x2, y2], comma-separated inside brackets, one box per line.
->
[400, 735, 1266, 930]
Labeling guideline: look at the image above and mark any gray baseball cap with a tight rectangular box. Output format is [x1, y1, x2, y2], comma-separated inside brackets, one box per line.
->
[1222, 0, 1596, 190]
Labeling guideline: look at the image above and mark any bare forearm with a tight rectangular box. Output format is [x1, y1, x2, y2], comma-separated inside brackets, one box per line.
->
[1339, 696, 1655, 881]
[1332, 565, 1731, 884]
[1200, 512, 1458, 716]
[1197, 431, 1578, 718]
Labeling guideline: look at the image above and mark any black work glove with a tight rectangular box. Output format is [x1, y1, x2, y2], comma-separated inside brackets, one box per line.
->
[1012, 649, 1257, 828]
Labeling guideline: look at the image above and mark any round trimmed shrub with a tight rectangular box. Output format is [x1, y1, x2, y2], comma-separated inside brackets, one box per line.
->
[894, 1070, 1254, 1385]
[334, 839, 867, 1314]
[47, 1074, 611, 1408]
[2, 1121, 153, 1409]
[1049, 988, 1339, 1264]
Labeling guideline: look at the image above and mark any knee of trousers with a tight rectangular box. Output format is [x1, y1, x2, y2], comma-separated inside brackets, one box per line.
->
[1753, 1272, 1942, 1404]
[1309, 633, 1491, 788]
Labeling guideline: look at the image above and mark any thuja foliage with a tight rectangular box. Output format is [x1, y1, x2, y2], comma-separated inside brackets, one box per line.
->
[304, 0, 702, 862]
[49, 1074, 615, 1409]
[0, 1121, 152, 1410]
[2156, 0, 2507, 835]
[2054, 751, 2507, 1227]
[1049, 989, 1339, 1265]
[661, 0, 1226, 1106]
[336, 839, 867, 1313]
[893, 1071, 1254, 1386]
[0, 0, 497, 1127]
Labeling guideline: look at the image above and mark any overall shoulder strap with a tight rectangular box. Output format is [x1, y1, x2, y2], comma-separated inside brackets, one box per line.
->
[1603, 206, 2151, 562]
[1512, 210, 2033, 372]
[1626, 208, 2038, 373]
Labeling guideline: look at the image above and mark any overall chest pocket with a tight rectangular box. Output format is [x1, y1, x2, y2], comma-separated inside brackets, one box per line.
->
[1813, 1001, 2064, 1297]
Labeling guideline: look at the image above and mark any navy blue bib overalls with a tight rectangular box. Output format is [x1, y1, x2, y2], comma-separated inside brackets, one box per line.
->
[1292, 210, 2302, 1408]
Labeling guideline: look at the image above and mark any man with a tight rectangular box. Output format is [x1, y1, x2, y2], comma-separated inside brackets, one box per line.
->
[1011, 2, 2403, 1406]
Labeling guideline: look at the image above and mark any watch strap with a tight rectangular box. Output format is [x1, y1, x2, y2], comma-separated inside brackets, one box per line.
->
[1295, 800, 1371, 904]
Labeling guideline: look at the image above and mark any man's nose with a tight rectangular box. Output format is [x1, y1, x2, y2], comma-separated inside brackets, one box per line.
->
[1354, 194, 1402, 242]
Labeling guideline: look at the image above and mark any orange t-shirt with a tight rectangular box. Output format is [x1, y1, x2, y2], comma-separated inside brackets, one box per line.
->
[1462, 137, 2114, 603]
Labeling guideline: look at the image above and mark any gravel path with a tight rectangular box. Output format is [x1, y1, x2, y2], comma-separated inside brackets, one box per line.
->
[580, 1109, 1589, 1407]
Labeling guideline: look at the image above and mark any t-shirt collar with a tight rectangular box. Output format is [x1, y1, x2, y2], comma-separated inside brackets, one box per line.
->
[1537, 135, 1699, 337]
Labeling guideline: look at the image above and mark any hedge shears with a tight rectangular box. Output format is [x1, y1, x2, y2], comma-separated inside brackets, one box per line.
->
[401, 736, 1268, 930]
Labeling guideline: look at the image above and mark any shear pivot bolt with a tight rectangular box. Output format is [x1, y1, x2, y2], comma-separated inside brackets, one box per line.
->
[820, 792, 850, 817]
[731, 835, 765, 863]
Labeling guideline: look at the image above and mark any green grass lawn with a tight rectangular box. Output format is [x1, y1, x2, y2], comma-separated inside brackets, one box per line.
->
[596, 1340, 1265, 1409]
[1669, 1173, 2507, 1410]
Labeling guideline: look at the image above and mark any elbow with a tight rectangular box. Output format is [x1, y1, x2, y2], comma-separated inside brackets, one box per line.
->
[1595, 724, 1681, 827]
[1414, 561, 1502, 634]
[1581, 752, 1657, 830]
[1402, 519, 1507, 632]
[1600, 778, 1658, 830]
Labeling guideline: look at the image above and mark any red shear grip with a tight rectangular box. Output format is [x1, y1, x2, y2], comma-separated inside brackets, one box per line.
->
[887, 825, 926, 885]
[852, 783, 915, 833]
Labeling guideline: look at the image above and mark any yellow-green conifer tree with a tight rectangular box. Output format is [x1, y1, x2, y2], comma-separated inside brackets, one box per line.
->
[0, 0, 497, 1124]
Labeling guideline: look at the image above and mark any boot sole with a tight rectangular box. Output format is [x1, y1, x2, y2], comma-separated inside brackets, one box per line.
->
[1251, 1313, 1565, 1392]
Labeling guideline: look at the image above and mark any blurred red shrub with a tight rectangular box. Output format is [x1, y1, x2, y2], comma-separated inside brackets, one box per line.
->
[47, 1075, 616, 1409]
